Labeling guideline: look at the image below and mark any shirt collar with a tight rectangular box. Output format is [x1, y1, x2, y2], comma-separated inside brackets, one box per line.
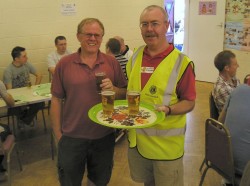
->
[143, 44, 174, 59]
[73, 48, 105, 65]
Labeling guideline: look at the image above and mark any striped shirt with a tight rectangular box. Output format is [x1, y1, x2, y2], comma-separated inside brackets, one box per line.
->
[115, 54, 128, 80]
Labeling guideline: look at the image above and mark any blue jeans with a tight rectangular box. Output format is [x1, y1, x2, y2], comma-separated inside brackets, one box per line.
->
[57, 133, 115, 186]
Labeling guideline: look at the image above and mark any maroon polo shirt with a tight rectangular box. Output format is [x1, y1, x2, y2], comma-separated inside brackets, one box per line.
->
[51, 49, 127, 139]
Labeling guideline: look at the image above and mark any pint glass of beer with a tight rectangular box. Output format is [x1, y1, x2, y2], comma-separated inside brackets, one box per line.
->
[95, 72, 106, 93]
[101, 90, 115, 117]
[127, 90, 140, 116]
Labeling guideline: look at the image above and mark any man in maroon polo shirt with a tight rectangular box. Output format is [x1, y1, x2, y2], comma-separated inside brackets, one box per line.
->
[50, 18, 127, 186]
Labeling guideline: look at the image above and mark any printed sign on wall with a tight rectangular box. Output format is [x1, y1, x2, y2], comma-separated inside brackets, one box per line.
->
[199, 1, 217, 15]
[224, 0, 250, 51]
[61, 3, 76, 16]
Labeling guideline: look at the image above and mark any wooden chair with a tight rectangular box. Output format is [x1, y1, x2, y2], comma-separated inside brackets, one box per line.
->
[199, 118, 240, 186]
[0, 134, 22, 186]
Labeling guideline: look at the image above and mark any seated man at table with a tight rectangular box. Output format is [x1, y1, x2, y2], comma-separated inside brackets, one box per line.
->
[219, 83, 250, 185]
[48, 36, 71, 77]
[212, 50, 240, 113]
[3, 46, 44, 127]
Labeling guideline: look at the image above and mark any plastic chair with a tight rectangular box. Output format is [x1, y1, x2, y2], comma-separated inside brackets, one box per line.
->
[199, 118, 239, 186]
[0, 134, 22, 186]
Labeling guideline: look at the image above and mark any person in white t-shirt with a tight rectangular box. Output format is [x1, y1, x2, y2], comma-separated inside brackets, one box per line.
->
[47, 36, 71, 76]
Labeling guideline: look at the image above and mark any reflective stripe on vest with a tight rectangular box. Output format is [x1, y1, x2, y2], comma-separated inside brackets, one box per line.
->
[137, 126, 186, 136]
[131, 45, 145, 68]
[163, 53, 184, 105]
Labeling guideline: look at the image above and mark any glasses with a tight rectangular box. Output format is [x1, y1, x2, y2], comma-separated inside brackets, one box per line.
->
[80, 32, 103, 39]
[140, 21, 165, 29]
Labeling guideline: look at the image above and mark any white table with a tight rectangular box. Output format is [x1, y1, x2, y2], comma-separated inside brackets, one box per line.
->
[0, 83, 51, 109]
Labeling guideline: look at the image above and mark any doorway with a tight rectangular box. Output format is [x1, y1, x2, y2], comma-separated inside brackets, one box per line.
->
[164, 0, 185, 51]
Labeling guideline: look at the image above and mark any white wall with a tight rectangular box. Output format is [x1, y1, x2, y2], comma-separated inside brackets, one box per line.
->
[185, 0, 250, 83]
[231, 49, 250, 82]
[0, 0, 163, 83]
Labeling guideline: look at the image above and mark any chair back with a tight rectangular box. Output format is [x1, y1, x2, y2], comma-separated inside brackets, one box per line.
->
[209, 92, 219, 120]
[205, 118, 235, 183]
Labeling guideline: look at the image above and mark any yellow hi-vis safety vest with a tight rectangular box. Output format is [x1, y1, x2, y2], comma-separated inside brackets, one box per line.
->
[126, 46, 194, 160]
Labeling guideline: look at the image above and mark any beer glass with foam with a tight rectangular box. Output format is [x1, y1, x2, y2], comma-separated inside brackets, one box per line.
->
[101, 90, 115, 117]
[127, 90, 140, 116]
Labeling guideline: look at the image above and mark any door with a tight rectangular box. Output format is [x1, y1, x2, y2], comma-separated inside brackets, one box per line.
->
[186, 0, 226, 82]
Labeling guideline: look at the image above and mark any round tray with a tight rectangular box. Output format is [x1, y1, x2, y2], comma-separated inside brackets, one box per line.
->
[88, 100, 165, 129]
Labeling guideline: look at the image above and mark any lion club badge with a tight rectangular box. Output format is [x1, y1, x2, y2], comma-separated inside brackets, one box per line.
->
[149, 85, 157, 94]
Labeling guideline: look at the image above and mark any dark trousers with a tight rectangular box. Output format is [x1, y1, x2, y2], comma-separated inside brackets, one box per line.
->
[8, 102, 45, 125]
[57, 133, 115, 186]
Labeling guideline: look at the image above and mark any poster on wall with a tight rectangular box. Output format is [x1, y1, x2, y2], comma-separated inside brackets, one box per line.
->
[224, 0, 250, 51]
[199, 1, 217, 15]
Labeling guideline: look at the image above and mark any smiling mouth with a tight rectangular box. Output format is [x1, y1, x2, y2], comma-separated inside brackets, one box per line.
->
[145, 34, 156, 38]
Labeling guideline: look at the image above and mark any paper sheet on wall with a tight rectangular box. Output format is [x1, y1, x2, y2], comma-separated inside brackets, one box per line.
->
[61, 3, 76, 16]
[224, 0, 250, 51]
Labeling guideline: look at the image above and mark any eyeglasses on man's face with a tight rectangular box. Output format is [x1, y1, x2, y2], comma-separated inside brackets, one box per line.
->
[80, 32, 103, 39]
[140, 21, 166, 29]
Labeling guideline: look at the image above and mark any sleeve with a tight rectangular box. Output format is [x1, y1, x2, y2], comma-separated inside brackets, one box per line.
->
[0, 81, 8, 98]
[223, 96, 231, 112]
[3, 68, 12, 85]
[51, 61, 65, 99]
[26, 62, 37, 75]
[176, 63, 196, 101]
[48, 52, 56, 68]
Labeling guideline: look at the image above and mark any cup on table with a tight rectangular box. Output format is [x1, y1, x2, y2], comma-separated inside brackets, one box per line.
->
[95, 72, 106, 93]
[127, 90, 140, 116]
[101, 90, 115, 117]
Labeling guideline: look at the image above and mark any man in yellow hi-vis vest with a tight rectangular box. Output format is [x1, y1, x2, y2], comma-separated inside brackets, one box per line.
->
[126, 5, 196, 186]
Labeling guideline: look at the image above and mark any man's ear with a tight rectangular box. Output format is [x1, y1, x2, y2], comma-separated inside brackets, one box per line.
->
[224, 65, 230, 72]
